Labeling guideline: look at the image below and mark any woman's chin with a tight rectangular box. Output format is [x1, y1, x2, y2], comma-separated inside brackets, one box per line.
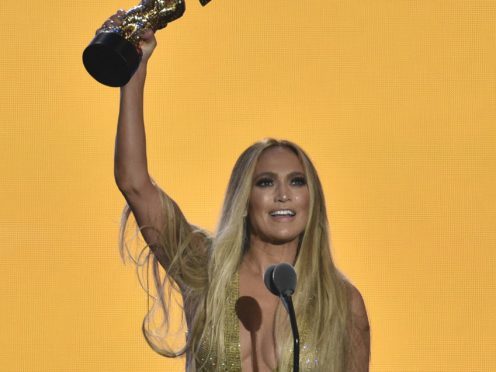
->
[261, 233, 301, 246]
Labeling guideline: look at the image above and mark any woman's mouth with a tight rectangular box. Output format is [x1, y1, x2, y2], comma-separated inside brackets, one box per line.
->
[269, 209, 296, 219]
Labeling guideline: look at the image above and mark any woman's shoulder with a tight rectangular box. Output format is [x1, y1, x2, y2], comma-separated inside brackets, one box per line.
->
[342, 280, 371, 370]
[343, 280, 369, 332]
[348, 282, 366, 310]
[347, 282, 370, 354]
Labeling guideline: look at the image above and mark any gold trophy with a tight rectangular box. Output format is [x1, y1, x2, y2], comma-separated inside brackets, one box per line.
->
[83, 0, 210, 87]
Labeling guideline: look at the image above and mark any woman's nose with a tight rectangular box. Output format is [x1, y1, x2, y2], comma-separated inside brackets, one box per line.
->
[275, 184, 290, 202]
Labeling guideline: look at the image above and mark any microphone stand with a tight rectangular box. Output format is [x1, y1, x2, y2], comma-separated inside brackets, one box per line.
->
[264, 263, 300, 372]
[281, 294, 299, 372]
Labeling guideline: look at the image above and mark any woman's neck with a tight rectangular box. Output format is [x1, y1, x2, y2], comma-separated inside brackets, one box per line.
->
[241, 235, 299, 276]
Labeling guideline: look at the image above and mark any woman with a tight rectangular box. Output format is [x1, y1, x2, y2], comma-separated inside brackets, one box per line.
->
[110, 11, 370, 371]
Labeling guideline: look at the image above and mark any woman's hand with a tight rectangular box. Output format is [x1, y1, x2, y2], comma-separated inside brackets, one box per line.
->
[97, 10, 157, 64]
[138, 28, 157, 64]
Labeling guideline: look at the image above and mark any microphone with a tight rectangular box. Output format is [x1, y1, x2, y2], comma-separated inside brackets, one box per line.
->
[264, 263, 297, 298]
[264, 263, 300, 372]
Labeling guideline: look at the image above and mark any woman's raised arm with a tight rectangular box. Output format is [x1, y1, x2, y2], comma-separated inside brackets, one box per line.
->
[111, 13, 171, 269]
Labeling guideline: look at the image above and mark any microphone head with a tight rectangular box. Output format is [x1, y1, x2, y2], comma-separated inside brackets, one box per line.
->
[264, 263, 297, 297]
[264, 265, 279, 296]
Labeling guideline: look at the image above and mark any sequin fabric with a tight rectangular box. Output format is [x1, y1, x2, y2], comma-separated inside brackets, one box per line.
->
[196, 271, 319, 371]
[196, 272, 241, 371]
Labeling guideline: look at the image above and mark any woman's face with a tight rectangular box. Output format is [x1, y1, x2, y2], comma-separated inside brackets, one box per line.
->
[248, 146, 310, 245]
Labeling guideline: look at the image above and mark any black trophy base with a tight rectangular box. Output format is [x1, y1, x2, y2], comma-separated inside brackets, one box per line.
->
[83, 32, 142, 87]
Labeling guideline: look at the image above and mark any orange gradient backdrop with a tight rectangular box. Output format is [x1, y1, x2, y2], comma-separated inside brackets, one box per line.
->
[1, 1, 495, 371]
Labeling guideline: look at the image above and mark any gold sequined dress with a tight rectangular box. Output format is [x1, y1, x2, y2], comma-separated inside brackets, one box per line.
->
[195, 272, 318, 371]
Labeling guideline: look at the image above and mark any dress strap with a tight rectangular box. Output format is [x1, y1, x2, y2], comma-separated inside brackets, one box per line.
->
[223, 270, 242, 370]
[196, 271, 241, 371]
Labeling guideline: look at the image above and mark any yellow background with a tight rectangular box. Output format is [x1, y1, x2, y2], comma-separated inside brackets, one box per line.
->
[1, 0, 495, 371]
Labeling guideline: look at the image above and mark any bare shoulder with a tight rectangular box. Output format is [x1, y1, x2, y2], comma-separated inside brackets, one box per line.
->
[344, 281, 371, 371]
[347, 282, 370, 332]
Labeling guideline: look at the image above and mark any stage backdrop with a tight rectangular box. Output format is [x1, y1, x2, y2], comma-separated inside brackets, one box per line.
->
[1, 1, 495, 371]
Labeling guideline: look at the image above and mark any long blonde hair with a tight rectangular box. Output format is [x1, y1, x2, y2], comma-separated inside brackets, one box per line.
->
[119, 138, 352, 370]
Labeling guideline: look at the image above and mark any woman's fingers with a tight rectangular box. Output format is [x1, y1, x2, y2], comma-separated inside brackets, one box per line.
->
[138, 29, 157, 62]
[141, 29, 155, 41]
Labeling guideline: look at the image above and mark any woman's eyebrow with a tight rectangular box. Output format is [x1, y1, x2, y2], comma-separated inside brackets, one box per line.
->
[253, 171, 277, 179]
[253, 171, 305, 179]
[287, 171, 305, 177]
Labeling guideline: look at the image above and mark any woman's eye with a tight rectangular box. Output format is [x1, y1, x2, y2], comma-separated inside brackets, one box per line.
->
[256, 178, 273, 187]
[291, 176, 307, 186]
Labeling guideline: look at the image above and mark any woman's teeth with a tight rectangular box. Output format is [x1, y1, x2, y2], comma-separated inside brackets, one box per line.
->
[270, 210, 296, 217]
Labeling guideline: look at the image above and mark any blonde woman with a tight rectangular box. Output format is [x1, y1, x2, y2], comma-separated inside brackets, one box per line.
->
[111, 12, 370, 372]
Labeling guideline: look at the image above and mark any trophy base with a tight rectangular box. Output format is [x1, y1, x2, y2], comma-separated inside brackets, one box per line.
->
[83, 32, 141, 87]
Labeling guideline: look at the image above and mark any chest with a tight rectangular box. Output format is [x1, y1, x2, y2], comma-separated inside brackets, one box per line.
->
[237, 271, 280, 371]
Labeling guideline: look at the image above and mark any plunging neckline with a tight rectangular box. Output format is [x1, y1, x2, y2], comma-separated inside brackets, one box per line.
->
[196, 271, 317, 370]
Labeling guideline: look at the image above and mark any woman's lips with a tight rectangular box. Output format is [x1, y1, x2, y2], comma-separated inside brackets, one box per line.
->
[269, 209, 296, 221]
[269, 209, 296, 217]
